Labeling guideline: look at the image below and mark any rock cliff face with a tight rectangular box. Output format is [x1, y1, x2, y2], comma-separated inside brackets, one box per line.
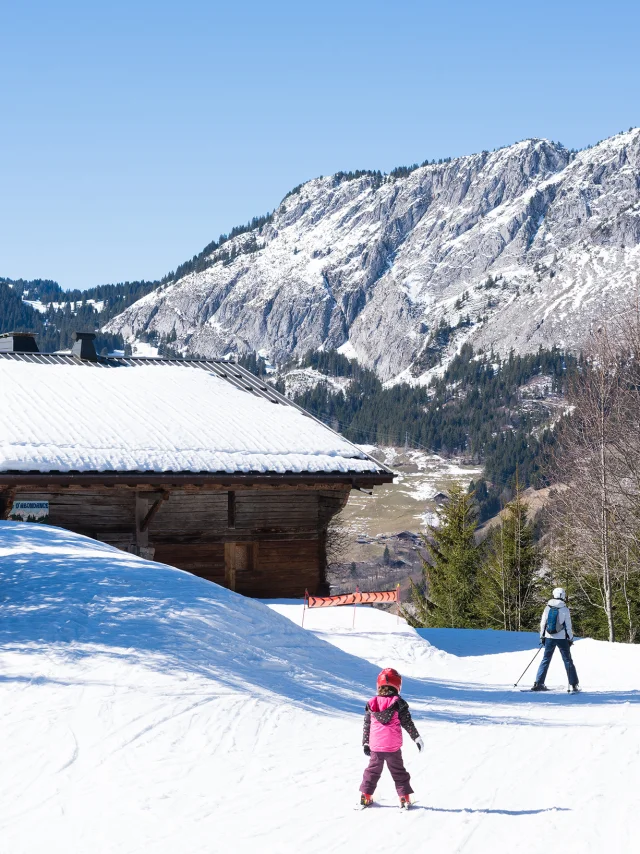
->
[106, 130, 640, 381]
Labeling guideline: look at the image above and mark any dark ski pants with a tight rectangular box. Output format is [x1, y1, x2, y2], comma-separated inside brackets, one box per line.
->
[360, 749, 413, 797]
[535, 638, 578, 686]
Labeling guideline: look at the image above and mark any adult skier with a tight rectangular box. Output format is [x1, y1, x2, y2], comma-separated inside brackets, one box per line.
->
[532, 587, 580, 693]
[359, 668, 424, 809]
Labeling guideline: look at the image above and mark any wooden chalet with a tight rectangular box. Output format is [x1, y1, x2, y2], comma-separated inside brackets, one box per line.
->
[0, 332, 392, 597]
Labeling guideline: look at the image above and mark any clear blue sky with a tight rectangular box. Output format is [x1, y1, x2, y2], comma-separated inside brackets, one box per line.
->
[1, 0, 638, 290]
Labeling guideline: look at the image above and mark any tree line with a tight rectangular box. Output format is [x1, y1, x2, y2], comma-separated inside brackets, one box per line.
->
[0, 278, 137, 354]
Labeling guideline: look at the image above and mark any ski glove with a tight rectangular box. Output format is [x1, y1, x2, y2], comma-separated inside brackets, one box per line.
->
[415, 737, 424, 752]
[540, 637, 545, 645]
[363, 744, 371, 757]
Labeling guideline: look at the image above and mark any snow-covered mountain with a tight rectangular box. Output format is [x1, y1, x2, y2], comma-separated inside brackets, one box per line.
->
[106, 129, 640, 381]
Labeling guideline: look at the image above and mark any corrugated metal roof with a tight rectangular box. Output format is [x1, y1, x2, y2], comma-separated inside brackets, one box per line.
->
[0, 352, 284, 404]
[0, 353, 392, 478]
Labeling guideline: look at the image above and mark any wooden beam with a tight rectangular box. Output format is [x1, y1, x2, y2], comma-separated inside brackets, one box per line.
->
[140, 491, 170, 532]
[0, 484, 355, 500]
[151, 531, 319, 545]
[135, 493, 149, 550]
[0, 472, 393, 488]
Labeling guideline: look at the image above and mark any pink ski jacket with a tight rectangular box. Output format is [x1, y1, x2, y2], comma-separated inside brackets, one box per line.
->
[363, 695, 420, 753]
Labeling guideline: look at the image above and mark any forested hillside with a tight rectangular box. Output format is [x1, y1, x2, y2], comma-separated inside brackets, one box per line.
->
[402, 310, 640, 645]
[281, 345, 575, 491]
[0, 277, 157, 353]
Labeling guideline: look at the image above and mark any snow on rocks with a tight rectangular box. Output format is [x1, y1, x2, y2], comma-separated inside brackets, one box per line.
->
[106, 130, 640, 382]
[3, 522, 640, 853]
[281, 366, 352, 398]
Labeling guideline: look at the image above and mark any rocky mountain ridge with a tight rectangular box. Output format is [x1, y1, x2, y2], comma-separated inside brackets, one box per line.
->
[106, 129, 640, 381]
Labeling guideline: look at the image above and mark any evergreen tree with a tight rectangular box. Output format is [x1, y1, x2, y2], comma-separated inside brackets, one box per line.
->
[546, 527, 606, 638]
[479, 483, 542, 631]
[423, 484, 480, 627]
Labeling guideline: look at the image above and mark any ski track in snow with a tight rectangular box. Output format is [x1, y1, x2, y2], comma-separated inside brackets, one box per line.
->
[2, 524, 640, 853]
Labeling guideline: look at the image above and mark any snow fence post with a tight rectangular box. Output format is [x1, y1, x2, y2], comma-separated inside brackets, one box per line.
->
[352, 586, 360, 629]
[302, 589, 309, 628]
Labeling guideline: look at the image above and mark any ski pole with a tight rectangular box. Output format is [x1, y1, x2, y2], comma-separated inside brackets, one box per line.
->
[513, 646, 543, 687]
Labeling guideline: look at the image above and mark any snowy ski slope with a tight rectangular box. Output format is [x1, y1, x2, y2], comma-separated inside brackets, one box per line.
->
[1, 523, 640, 853]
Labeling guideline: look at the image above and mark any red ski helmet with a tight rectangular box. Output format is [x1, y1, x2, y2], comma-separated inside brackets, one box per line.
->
[377, 668, 402, 693]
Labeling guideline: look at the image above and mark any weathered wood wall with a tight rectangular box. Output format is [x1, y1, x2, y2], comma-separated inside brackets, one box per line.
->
[0, 484, 349, 597]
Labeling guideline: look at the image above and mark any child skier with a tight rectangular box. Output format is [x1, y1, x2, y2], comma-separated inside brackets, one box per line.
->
[359, 667, 424, 809]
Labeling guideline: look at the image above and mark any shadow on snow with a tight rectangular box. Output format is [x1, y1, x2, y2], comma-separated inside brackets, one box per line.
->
[416, 628, 541, 657]
[0, 523, 376, 715]
[374, 804, 571, 815]
[2, 523, 639, 725]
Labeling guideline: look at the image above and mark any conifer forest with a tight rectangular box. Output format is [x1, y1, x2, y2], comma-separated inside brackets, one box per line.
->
[399, 309, 640, 643]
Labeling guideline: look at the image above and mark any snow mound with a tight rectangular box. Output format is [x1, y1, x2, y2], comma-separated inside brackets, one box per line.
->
[0, 523, 376, 712]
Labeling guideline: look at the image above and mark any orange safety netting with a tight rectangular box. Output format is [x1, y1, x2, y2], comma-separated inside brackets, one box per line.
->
[305, 587, 399, 608]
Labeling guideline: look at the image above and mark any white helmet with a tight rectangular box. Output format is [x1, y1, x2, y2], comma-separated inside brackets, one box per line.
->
[553, 587, 566, 601]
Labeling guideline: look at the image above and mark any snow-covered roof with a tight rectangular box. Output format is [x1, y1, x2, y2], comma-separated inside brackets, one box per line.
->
[0, 355, 389, 478]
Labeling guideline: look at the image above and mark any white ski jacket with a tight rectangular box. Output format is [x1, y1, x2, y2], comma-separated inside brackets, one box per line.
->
[540, 598, 573, 641]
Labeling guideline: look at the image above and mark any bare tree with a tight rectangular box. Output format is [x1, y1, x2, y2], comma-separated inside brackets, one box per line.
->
[549, 308, 640, 642]
[608, 304, 640, 558]
[550, 325, 623, 641]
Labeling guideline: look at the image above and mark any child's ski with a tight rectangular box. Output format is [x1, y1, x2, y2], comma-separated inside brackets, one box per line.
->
[354, 798, 419, 811]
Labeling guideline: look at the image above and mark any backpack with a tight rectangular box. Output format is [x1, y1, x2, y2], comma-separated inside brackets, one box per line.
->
[546, 606, 562, 634]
